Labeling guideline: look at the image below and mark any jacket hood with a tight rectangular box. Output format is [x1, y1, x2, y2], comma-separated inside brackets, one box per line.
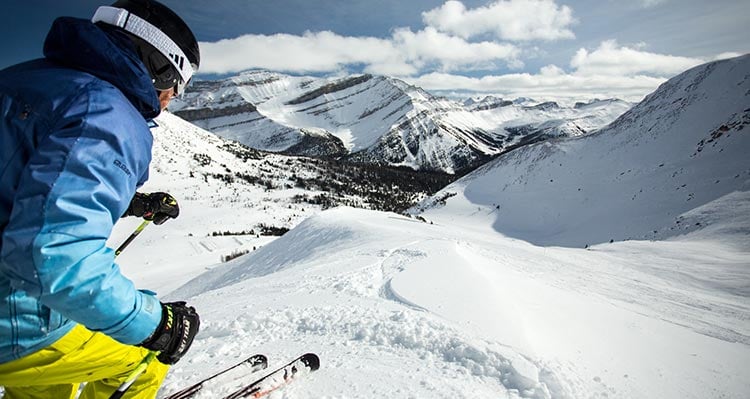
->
[43, 17, 160, 119]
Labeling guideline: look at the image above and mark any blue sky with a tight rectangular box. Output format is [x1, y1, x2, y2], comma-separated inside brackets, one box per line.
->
[1, 0, 748, 101]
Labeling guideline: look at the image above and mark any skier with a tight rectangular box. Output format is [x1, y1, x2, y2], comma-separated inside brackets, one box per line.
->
[0, 1, 201, 397]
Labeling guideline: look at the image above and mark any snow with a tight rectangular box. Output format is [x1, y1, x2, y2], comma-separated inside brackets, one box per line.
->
[19, 56, 744, 398]
[415, 54, 750, 248]
[119, 206, 749, 399]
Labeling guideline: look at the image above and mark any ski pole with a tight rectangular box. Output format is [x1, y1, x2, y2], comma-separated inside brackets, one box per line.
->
[115, 220, 151, 256]
[109, 220, 155, 397]
[109, 351, 159, 399]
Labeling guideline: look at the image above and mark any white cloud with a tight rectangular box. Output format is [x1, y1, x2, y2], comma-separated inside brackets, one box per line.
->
[422, 0, 576, 41]
[391, 27, 521, 72]
[196, 4, 733, 104]
[570, 40, 704, 77]
[539, 64, 565, 76]
[713, 52, 744, 61]
[199, 28, 521, 76]
[406, 70, 666, 102]
[404, 40, 713, 102]
[199, 35, 718, 102]
[639, 0, 668, 8]
[199, 31, 400, 75]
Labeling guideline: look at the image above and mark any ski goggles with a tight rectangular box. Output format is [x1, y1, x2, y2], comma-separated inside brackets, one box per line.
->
[139, 40, 193, 96]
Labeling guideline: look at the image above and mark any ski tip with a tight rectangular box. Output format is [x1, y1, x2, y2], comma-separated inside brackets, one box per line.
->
[251, 354, 268, 364]
[301, 353, 320, 371]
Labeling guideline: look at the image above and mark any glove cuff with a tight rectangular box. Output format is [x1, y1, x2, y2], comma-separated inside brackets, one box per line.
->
[139, 302, 200, 365]
[140, 303, 173, 351]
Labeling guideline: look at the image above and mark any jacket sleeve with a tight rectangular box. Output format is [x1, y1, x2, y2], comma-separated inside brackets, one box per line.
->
[0, 84, 161, 345]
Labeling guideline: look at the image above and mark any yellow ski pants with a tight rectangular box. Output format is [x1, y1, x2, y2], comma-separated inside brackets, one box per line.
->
[0, 324, 169, 399]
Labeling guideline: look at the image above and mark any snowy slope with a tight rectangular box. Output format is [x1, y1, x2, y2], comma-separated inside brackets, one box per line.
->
[171, 71, 631, 173]
[100, 57, 750, 399]
[110, 112, 446, 293]
[149, 206, 749, 399]
[415, 54, 750, 247]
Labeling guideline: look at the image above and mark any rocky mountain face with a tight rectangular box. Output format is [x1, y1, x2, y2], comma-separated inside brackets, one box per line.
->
[415, 55, 750, 247]
[171, 71, 631, 174]
[146, 112, 454, 235]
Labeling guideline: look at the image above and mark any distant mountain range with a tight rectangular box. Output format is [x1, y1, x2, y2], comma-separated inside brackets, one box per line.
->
[152, 54, 750, 249]
[171, 71, 631, 173]
[415, 54, 750, 247]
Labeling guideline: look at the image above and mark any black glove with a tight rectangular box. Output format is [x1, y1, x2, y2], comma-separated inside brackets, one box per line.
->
[124, 192, 179, 225]
[139, 301, 200, 365]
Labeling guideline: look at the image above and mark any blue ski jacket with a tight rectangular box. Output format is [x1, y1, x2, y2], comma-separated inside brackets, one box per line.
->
[0, 17, 163, 363]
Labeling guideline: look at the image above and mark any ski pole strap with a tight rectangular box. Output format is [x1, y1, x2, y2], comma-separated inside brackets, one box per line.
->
[109, 351, 158, 399]
[115, 220, 151, 257]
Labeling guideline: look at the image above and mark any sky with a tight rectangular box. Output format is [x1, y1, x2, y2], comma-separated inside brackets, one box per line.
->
[1, 0, 748, 102]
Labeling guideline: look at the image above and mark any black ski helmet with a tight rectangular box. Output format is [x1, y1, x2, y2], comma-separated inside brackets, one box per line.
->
[92, 0, 200, 94]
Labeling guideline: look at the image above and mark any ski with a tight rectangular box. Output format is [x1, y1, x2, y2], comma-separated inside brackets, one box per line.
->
[164, 354, 268, 399]
[222, 353, 320, 399]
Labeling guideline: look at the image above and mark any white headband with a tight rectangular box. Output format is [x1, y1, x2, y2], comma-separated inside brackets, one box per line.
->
[92, 6, 195, 83]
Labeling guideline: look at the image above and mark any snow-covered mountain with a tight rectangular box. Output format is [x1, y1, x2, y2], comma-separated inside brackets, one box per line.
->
[414, 54, 750, 248]
[170, 71, 631, 173]
[92, 56, 750, 399]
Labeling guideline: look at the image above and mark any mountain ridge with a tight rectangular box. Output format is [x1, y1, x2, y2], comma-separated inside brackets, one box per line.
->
[171, 71, 631, 173]
[414, 54, 750, 247]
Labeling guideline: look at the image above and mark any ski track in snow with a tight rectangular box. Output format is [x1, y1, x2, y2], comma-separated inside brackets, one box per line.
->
[162, 228, 563, 399]
[376, 246, 430, 312]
